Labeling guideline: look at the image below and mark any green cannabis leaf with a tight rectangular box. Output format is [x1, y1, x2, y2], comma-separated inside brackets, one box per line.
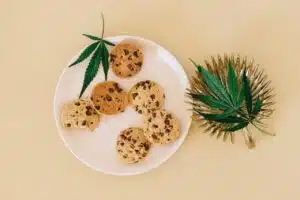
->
[188, 59, 267, 133]
[190, 58, 232, 107]
[68, 13, 115, 98]
[227, 61, 239, 105]
[79, 45, 101, 98]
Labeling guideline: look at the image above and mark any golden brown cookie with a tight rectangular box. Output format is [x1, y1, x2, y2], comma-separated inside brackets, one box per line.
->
[143, 109, 180, 144]
[91, 81, 128, 115]
[116, 127, 151, 164]
[61, 99, 101, 131]
[129, 80, 165, 115]
[110, 43, 143, 78]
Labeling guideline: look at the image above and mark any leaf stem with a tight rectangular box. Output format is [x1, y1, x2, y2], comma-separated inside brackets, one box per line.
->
[101, 12, 105, 38]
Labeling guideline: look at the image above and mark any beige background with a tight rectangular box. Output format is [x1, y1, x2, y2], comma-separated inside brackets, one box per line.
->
[1, 0, 300, 199]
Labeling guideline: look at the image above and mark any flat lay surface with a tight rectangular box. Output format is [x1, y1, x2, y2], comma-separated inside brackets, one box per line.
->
[1, 0, 300, 199]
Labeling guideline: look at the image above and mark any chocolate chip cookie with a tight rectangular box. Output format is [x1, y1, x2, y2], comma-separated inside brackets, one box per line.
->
[129, 80, 165, 115]
[91, 81, 128, 115]
[110, 43, 143, 78]
[61, 98, 101, 131]
[143, 109, 180, 144]
[116, 127, 151, 164]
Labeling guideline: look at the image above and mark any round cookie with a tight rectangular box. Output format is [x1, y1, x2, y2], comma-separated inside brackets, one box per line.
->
[91, 81, 128, 115]
[129, 80, 165, 115]
[143, 109, 180, 144]
[61, 99, 101, 131]
[116, 127, 151, 164]
[110, 43, 143, 78]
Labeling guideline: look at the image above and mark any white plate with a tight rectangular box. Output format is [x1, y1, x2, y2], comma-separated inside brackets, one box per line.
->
[53, 36, 192, 176]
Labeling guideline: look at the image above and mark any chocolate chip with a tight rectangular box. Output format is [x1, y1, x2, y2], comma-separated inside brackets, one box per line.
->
[165, 119, 170, 125]
[117, 88, 123, 92]
[166, 114, 172, 119]
[150, 94, 155, 100]
[123, 155, 128, 159]
[86, 106, 92, 110]
[121, 135, 126, 139]
[167, 138, 171, 141]
[128, 55, 132, 60]
[151, 134, 157, 140]
[132, 93, 138, 100]
[116, 63, 120, 67]
[75, 111, 78, 114]
[82, 120, 87, 125]
[159, 132, 164, 136]
[120, 142, 124, 146]
[75, 102, 80, 106]
[95, 105, 100, 110]
[124, 49, 129, 55]
[135, 62, 142, 66]
[144, 144, 150, 151]
[138, 110, 143, 114]
[127, 64, 133, 70]
[166, 129, 170, 133]
[118, 107, 121, 111]
[135, 149, 139, 153]
[66, 123, 71, 127]
[133, 51, 139, 57]
[91, 97, 93, 101]
[135, 106, 139, 111]
[108, 88, 114, 93]
[106, 95, 112, 101]
[155, 101, 160, 107]
[86, 110, 92, 116]
[152, 112, 157, 118]
[148, 118, 152, 123]
[117, 149, 122, 152]
[110, 54, 116, 62]
[142, 153, 147, 157]
[152, 124, 158, 128]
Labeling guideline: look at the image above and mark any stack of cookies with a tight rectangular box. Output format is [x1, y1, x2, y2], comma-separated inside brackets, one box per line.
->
[60, 42, 181, 165]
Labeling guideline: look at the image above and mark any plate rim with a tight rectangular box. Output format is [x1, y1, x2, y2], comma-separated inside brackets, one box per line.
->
[53, 35, 192, 176]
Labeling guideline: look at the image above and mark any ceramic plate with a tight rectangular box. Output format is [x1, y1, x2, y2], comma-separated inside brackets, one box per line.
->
[54, 36, 192, 175]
